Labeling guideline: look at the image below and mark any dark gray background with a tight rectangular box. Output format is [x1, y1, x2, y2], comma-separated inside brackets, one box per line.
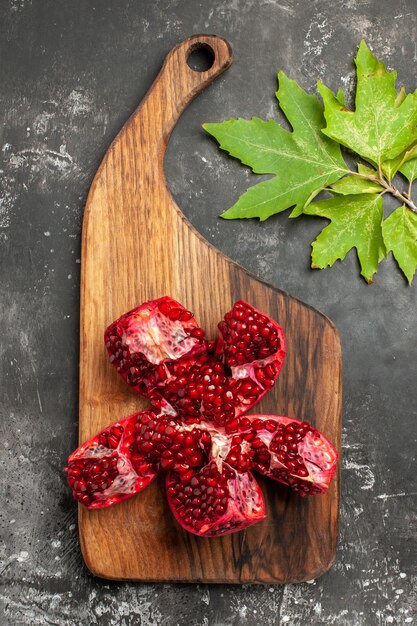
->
[1, 1, 416, 624]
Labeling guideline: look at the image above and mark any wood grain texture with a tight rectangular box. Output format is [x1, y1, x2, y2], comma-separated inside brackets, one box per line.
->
[79, 34, 342, 583]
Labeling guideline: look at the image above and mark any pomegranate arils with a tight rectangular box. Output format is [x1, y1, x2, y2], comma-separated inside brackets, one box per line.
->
[218, 301, 280, 367]
[166, 460, 266, 537]
[133, 411, 211, 473]
[224, 431, 255, 472]
[66, 455, 120, 507]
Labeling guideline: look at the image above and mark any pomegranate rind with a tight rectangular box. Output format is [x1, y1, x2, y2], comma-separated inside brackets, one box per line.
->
[166, 460, 266, 537]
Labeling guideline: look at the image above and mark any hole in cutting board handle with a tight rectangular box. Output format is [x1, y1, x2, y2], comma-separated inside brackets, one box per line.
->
[186, 43, 215, 72]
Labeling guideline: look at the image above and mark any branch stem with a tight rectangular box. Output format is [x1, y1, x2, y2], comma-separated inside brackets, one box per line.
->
[349, 169, 417, 214]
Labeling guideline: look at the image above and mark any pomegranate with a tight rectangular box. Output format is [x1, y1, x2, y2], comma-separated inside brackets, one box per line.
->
[232, 415, 338, 496]
[65, 297, 338, 537]
[105, 299, 286, 430]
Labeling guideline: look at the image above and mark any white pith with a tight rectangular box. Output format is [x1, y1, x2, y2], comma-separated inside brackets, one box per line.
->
[297, 430, 337, 487]
[231, 353, 277, 390]
[124, 309, 199, 364]
[97, 456, 139, 501]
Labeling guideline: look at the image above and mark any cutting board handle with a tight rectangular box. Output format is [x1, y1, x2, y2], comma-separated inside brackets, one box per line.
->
[131, 35, 233, 170]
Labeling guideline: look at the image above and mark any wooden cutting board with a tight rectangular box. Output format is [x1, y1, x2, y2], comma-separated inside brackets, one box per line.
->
[79, 34, 342, 583]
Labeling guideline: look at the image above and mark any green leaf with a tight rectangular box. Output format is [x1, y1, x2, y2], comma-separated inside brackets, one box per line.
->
[382, 143, 417, 180]
[382, 206, 417, 283]
[330, 174, 383, 195]
[303, 194, 385, 283]
[318, 41, 417, 165]
[399, 145, 417, 182]
[400, 160, 417, 183]
[358, 163, 378, 176]
[336, 87, 346, 106]
[381, 154, 403, 180]
[395, 86, 407, 107]
[203, 72, 347, 221]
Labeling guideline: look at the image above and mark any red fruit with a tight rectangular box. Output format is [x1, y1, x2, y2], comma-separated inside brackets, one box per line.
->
[215, 301, 286, 427]
[104, 297, 207, 394]
[244, 415, 338, 496]
[166, 460, 265, 537]
[109, 299, 286, 430]
[65, 411, 159, 509]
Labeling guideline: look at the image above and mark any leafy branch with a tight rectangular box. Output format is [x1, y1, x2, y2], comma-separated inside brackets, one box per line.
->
[343, 167, 417, 212]
[204, 41, 417, 284]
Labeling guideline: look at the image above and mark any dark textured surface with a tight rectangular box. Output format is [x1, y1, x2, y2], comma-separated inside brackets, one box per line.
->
[0, 1, 416, 624]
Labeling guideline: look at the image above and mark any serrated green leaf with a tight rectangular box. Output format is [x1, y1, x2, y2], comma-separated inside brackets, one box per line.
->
[203, 72, 347, 221]
[318, 41, 417, 165]
[330, 175, 383, 195]
[382, 205, 417, 283]
[303, 194, 385, 283]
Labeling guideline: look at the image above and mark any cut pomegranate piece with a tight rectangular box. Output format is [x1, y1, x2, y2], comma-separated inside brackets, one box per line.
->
[245, 415, 338, 495]
[65, 410, 159, 509]
[104, 297, 207, 393]
[215, 301, 286, 428]
[166, 460, 266, 537]
[217, 300, 285, 376]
